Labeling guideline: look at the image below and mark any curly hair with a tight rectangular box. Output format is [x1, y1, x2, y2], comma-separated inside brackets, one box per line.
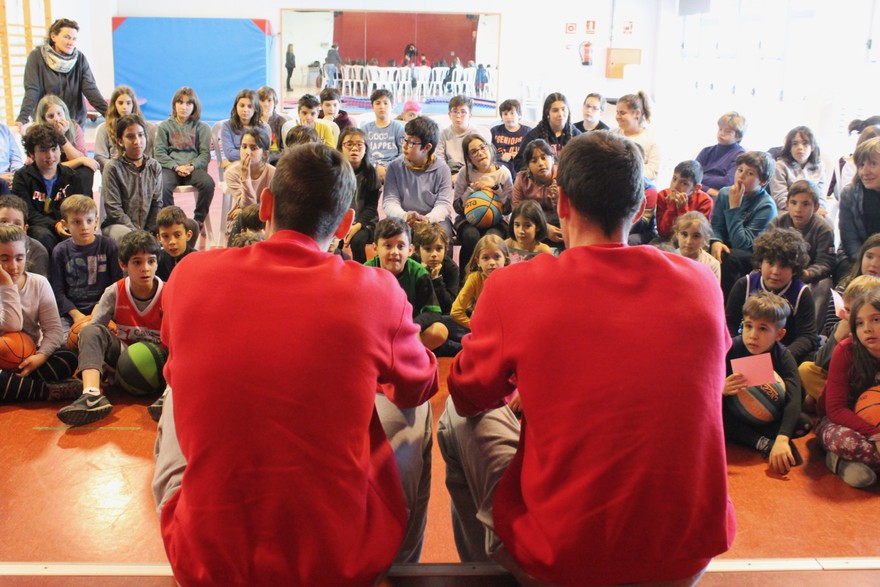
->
[752, 227, 809, 279]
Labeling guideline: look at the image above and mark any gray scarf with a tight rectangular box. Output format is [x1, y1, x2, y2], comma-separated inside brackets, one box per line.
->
[40, 44, 79, 74]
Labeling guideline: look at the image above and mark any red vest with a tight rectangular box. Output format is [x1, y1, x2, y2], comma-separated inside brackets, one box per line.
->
[114, 277, 163, 346]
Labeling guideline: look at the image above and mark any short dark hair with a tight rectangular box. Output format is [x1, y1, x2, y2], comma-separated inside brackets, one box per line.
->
[242, 126, 271, 152]
[557, 131, 644, 237]
[285, 125, 319, 149]
[752, 227, 809, 278]
[521, 138, 555, 165]
[156, 206, 188, 228]
[743, 290, 791, 330]
[22, 124, 65, 156]
[449, 95, 473, 113]
[674, 160, 703, 185]
[269, 144, 355, 238]
[117, 230, 162, 264]
[736, 151, 775, 183]
[297, 94, 320, 111]
[230, 232, 265, 248]
[787, 179, 820, 207]
[499, 99, 521, 116]
[0, 195, 29, 222]
[370, 89, 393, 104]
[405, 117, 439, 157]
[115, 114, 145, 144]
[373, 217, 410, 244]
[238, 204, 264, 232]
[320, 88, 341, 103]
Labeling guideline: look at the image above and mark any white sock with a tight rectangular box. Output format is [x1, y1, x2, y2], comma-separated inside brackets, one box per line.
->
[82, 387, 101, 396]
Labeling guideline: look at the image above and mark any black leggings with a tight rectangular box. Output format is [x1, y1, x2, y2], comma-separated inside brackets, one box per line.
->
[0, 348, 78, 403]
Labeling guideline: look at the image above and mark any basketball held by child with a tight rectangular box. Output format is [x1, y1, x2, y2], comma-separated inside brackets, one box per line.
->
[67, 316, 118, 350]
[116, 342, 168, 396]
[730, 371, 786, 425]
[855, 386, 880, 427]
[464, 189, 503, 229]
[0, 331, 37, 370]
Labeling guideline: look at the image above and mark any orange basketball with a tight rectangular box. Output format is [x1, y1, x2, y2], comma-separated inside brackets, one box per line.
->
[67, 317, 118, 350]
[855, 386, 880, 427]
[730, 371, 786, 425]
[0, 331, 37, 370]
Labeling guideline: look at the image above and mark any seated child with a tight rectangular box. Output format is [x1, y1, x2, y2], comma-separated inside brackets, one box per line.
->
[0, 195, 50, 277]
[56, 230, 165, 426]
[319, 87, 355, 135]
[656, 160, 713, 240]
[574, 93, 610, 133]
[710, 150, 777, 297]
[840, 137, 880, 271]
[514, 93, 582, 172]
[490, 99, 532, 178]
[453, 133, 513, 269]
[49, 195, 123, 324]
[156, 206, 195, 282]
[11, 124, 82, 252]
[224, 127, 275, 237]
[505, 200, 555, 264]
[280, 94, 337, 149]
[723, 291, 802, 475]
[512, 139, 564, 245]
[815, 287, 880, 488]
[365, 218, 448, 350]
[230, 231, 265, 248]
[799, 275, 880, 409]
[35, 95, 97, 197]
[101, 114, 163, 242]
[0, 224, 80, 403]
[770, 126, 827, 212]
[361, 89, 405, 182]
[94, 85, 156, 171]
[673, 211, 720, 282]
[726, 227, 818, 363]
[768, 179, 835, 329]
[696, 111, 747, 198]
[822, 235, 880, 339]
[257, 86, 290, 165]
[225, 204, 264, 249]
[628, 175, 659, 245]
[436, 95, 491, 178]
[337, 127, 380, 264]
[451, 234, 510, 330]
[382, 117, 454, 240]
[219, 89, 272, 169]
[395, 100, 422, 124]
[412, 223, 459, 314]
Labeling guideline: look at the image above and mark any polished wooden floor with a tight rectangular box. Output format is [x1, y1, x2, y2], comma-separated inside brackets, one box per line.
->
[2, 357, 880, 585]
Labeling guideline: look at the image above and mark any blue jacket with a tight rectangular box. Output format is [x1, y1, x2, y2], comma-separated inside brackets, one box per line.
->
[711, 185, 776, 251]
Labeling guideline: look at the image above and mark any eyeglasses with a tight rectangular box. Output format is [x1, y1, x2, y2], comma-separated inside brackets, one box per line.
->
[450, 109, 470, 116]
[402, 138, 423, 148]
[468, 144, 489, 157]
[342, 141, 366, 150]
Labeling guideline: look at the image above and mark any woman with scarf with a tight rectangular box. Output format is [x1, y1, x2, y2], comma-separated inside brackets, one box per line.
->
[16, 18, 108, 128]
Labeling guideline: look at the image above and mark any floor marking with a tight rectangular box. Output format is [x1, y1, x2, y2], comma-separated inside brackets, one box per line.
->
[0, 559, 879, 576]
[33, 426, 142, 431]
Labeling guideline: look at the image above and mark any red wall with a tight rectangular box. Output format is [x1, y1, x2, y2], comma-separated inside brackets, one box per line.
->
[333, 12, 477, 65]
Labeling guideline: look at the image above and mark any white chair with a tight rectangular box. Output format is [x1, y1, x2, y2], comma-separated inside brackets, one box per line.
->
[445, 67, 465, 95]
[366, 66, 383, 93]
[321, 64, 334, 89]
[340, 65, 364, 96]
[428, 67, 449, 96]
[396, 66, 413, 100]
[484, 68, 497, 98]
[462, 67, 477, 96]
[413, 66, 431, 100]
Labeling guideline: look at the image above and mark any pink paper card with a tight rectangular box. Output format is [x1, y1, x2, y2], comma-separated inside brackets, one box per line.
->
[731, 353, 775, 386]
[831, 289, 846, 319]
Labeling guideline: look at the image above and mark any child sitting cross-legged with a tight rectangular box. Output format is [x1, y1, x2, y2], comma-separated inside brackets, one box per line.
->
[412, 223, 459, 315]
[0, 224, 80, 403]
[365, 218, 448, 350]
[0, 195, 50, 277]
[49, 195, 123, 325]
[655, 160, 713, 241]
[672, 211, 720, 282]
[504, 200, 555, 264]
[56, 230, 165, 426]
[156, 206, 195, 282]
[723, 291, 803, 475]
[726, 227, 818, 364]
[451, 234, 510, 330]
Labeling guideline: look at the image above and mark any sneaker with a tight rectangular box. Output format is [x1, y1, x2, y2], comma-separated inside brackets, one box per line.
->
[826, 452, 877, 488]
[45, 378, 83, 402]
[148, 395, 164, 423]
[57, 393, 113, 427]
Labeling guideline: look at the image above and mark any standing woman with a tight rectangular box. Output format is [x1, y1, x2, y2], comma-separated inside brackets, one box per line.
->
[613, 91, 662, 180]
[285, 44, 296, 92]
[17, 18, 108, 128]
[513, 93, 581, 172]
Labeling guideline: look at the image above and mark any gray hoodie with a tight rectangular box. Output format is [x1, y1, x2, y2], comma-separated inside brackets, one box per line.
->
[101, 155, 163, 233]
